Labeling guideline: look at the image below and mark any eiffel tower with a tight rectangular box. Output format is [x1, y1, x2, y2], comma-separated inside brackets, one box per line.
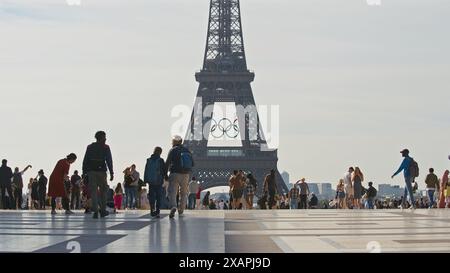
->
[184, 0, 288, 195]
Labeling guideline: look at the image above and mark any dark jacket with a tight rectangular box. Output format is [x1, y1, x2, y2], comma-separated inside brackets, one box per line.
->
[0, 165, 13, 185]
[71, 174, 82, 191]
[367, 186, 377, 198]
[165, 144, 194, 174]
[38, 175, 48, 193]
[82, 142, 114, 175]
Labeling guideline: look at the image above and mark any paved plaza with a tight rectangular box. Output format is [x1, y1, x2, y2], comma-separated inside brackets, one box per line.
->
[0, 209, 450, 253]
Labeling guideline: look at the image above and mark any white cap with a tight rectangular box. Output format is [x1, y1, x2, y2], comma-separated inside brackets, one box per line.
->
[172, 135, 182, 142]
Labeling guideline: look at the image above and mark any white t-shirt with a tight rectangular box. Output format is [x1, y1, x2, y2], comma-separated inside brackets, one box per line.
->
[344, 172, 353, 188]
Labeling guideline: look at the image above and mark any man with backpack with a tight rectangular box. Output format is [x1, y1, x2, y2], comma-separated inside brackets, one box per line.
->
[144, 147, 167, 218]
[166, 135, 194, 219]
[82, 131, 114, 219]
[392, 149, 418, 209]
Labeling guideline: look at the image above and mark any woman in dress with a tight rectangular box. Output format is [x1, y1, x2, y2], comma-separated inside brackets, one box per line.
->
[48, 153, 77, 215]
[439, 170, 449, 208]
[352, 167, 364, 209]
[114, 183, 124, 212]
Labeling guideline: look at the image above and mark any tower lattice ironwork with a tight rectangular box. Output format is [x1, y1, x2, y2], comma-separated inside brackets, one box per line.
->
[184, 0, 288, 194]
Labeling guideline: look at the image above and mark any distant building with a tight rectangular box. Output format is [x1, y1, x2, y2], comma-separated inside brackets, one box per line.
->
[308, 183, 320, 196]
[378, 184, 404, 198]
[320, 183, 334, 200]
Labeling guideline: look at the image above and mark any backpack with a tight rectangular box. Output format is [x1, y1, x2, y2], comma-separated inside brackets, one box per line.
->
[145, 158, 163, 186]
[180, 148, 193, 172]
[409, 158, 419, 178]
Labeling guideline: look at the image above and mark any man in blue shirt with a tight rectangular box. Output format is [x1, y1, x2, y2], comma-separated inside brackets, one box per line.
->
[391, 149, 416, 209]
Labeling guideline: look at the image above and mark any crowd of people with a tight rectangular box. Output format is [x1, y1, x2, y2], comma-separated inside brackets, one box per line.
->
[0, 133, 449, 216]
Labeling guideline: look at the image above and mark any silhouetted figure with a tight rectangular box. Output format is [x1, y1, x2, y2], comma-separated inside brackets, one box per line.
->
[12, 165, 32, 209]
[0, 159, 14, 209]
[144, 146, 167, 218]
[48, 153, 77, 215]
[82, 131, 114, 219]
[264, 169, 277, 209]
[70, 170, 82, 210]
[37, 170, 48, 209]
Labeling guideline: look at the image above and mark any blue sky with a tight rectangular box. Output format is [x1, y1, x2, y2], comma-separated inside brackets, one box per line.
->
[0, 0, 449, 190]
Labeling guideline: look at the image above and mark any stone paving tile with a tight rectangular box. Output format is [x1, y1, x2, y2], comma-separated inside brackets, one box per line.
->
[1, 209, 450, 253]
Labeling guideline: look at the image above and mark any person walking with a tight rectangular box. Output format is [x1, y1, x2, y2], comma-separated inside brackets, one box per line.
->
[70, 170, 82, 210]
[424, 168, 440, 208]
[391, 149, 418, 210]
[245, 173, 257, 210]
[439, 170, 449, 208]
[0, 159, 14, 209]
[352, 167, 364, 209]
[365, 182, 377, 209]
[165, 135, 194, 219]
[144, 147, 167, 218]
[82, 131, 114, 219]
[229, 170, 244, 210]
[288, 184, 299, 210]
[37, 169, 48, 210]
[297, 178, 310, 209]
[12, 165, 32, 209]
[344, 167, 354, 209]
[48, 154, 77, 215]
[188, 177, 199, 210]
[263, 170, 278, 209]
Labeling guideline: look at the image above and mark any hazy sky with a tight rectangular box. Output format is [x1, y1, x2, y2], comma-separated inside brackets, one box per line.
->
[0, 0, 449, 190]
